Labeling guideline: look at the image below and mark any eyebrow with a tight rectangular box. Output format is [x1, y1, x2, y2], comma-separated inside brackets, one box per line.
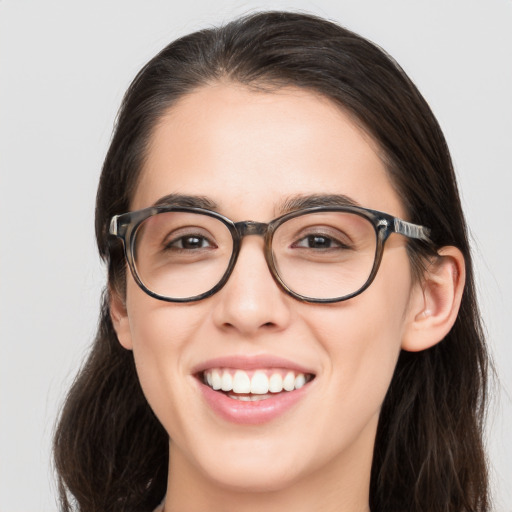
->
[152, 192, 361, 216]
[277, 194, 361, 214]
[153, 194, 219, 210]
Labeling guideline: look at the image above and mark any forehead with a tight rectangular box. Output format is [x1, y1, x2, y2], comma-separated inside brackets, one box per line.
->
[133, 83, 404, 220]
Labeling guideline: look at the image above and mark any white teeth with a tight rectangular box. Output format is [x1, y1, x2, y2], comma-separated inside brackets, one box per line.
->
[232, 370, 251, 394]
[203, 368, 311, 395]
[211, 370, 222, 390]
[221, 372, 233, 391]
[294, 373, 306, 389]
[283, 371, 295, 391]
[269, 373, 283, 393]
[228, 393, 271, 401]
[250, 371, 269, 394]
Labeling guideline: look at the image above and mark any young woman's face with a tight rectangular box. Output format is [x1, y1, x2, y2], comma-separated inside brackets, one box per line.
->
[117, 84, 420, 495]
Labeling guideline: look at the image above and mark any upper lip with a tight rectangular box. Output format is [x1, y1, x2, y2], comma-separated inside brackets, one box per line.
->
[191, 355, 316, 376]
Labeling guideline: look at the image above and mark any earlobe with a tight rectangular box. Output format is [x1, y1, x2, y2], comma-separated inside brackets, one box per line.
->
[110, 288, 133, 351]
[402, 246, 465, 352]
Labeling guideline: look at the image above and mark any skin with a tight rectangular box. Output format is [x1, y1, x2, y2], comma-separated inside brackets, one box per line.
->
[111, 83, 465, 512]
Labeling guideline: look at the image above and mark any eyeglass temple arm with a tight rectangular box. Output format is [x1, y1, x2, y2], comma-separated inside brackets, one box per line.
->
[109, 216, 120, 236]
[109, 211, 145, 238]
[393, 218, 431, 242]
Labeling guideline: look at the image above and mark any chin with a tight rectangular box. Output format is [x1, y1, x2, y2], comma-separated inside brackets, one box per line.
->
[203, 460, 306, 494]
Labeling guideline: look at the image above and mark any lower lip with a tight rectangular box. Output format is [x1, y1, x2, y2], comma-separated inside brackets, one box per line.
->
[198, 380, 311, 425]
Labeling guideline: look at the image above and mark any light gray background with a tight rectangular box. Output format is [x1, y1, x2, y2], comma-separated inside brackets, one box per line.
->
[1, 1, 511, 511]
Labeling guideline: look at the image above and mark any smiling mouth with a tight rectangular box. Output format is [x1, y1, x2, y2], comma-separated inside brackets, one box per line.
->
[200, 368, 315, 401]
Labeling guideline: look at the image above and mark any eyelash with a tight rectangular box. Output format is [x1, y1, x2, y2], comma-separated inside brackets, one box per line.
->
[292, 234, 351, 250]
[164, 234, 215, 251]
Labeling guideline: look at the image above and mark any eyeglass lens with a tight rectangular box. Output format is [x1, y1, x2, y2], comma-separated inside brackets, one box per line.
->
[132, 211, 377, 301]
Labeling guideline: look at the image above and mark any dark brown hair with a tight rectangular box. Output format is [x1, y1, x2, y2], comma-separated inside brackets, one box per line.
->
[54, 11, 490, 512]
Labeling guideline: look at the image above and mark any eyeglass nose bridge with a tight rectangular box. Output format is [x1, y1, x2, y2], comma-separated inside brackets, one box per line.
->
[234, 220, 269, 238]
[232, 219, 274, 265]
[228, 220, 278, 288]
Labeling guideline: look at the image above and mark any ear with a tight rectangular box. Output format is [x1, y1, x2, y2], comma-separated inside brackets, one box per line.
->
[109, 288, 133, 351]
[402, 246, 465, 352]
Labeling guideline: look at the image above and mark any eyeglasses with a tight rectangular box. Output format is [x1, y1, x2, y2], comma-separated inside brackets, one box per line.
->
[109, 205, 431, 303]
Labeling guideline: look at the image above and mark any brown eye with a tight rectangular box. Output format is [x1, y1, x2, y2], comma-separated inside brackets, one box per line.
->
[299, 235, 333, 249]
[293, 234, 350, 250]
[166, 234, 214, 250]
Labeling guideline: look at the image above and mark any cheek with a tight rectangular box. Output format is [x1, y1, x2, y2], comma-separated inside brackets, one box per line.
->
[125, 277, 208, 353]
[305, 252, 413, 416]
[123, 282, 203, 428]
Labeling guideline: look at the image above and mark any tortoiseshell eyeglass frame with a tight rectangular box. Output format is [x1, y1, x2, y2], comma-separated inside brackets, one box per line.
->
[109, 205, 431, 304]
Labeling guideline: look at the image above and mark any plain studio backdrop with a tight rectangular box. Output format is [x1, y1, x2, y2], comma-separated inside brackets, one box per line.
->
[0, 1, 511, 511]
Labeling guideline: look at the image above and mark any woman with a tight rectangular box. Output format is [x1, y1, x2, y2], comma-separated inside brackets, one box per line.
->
[53, 11, 490, 512]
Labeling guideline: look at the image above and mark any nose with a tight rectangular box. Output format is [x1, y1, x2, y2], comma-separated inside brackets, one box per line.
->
[211, 236, 292, 337]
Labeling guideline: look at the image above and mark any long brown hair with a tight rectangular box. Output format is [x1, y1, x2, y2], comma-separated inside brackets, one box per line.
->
[54, 11, 490, 512]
